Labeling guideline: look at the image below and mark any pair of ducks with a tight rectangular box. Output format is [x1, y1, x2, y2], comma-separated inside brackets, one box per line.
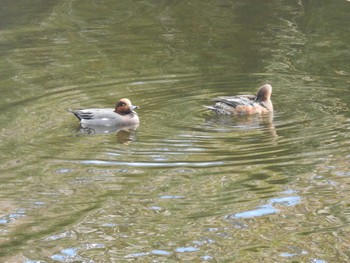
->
[69, 84, 273, 126]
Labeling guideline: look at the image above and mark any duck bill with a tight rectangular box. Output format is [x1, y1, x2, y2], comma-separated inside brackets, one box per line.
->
[131, 105, 139, 114]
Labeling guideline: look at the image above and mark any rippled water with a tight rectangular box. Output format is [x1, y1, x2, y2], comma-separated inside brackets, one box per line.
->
[1, 1, 350, 262]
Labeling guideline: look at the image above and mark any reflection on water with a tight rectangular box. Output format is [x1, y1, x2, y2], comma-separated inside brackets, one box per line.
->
[225, 195, 301, 219]
[77, 123, 139, 143]
[0, 0, 350, 262]
[205, 111, 277, 137]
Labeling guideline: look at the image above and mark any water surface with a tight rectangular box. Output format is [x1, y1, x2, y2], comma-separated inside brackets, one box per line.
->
[1, 1, 350, 262]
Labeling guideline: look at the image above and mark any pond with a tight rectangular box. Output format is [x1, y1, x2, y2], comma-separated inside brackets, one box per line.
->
[0, 0, 350, 262]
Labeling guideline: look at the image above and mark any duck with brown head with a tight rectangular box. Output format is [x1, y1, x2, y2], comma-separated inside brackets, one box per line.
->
[69, 98, 139, 126]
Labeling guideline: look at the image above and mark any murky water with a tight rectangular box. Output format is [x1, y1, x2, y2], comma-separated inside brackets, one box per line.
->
[1, 1, 350, 262]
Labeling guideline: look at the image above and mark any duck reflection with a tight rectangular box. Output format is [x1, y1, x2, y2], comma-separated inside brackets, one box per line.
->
[205, 112, 277, 137]
[77, 123, 139, 143]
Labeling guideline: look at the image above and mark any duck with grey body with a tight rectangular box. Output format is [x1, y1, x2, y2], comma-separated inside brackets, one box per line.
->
[69, 98, 139, 127]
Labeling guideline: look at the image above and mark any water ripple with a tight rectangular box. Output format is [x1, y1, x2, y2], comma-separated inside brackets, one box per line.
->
[74, 159, 225, 168]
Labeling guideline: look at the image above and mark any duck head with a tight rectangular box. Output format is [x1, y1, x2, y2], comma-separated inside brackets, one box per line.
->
[114, 98, 139, 115]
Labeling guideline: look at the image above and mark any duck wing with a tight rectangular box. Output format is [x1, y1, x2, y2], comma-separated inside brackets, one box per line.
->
[214, 95, 256, 108]
[68, 108, 115, 121]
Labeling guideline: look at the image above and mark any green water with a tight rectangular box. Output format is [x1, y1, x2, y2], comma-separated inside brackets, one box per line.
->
[1, 1, 350, 262]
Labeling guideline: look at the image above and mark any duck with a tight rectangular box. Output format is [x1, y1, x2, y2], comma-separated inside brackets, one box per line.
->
[69, 98, 139, 126]
[206, 84, 273, 115]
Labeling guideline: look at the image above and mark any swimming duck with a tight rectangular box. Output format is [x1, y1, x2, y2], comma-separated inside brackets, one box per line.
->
[206, 84, 273, 115]
[69, 98, 139, 126]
